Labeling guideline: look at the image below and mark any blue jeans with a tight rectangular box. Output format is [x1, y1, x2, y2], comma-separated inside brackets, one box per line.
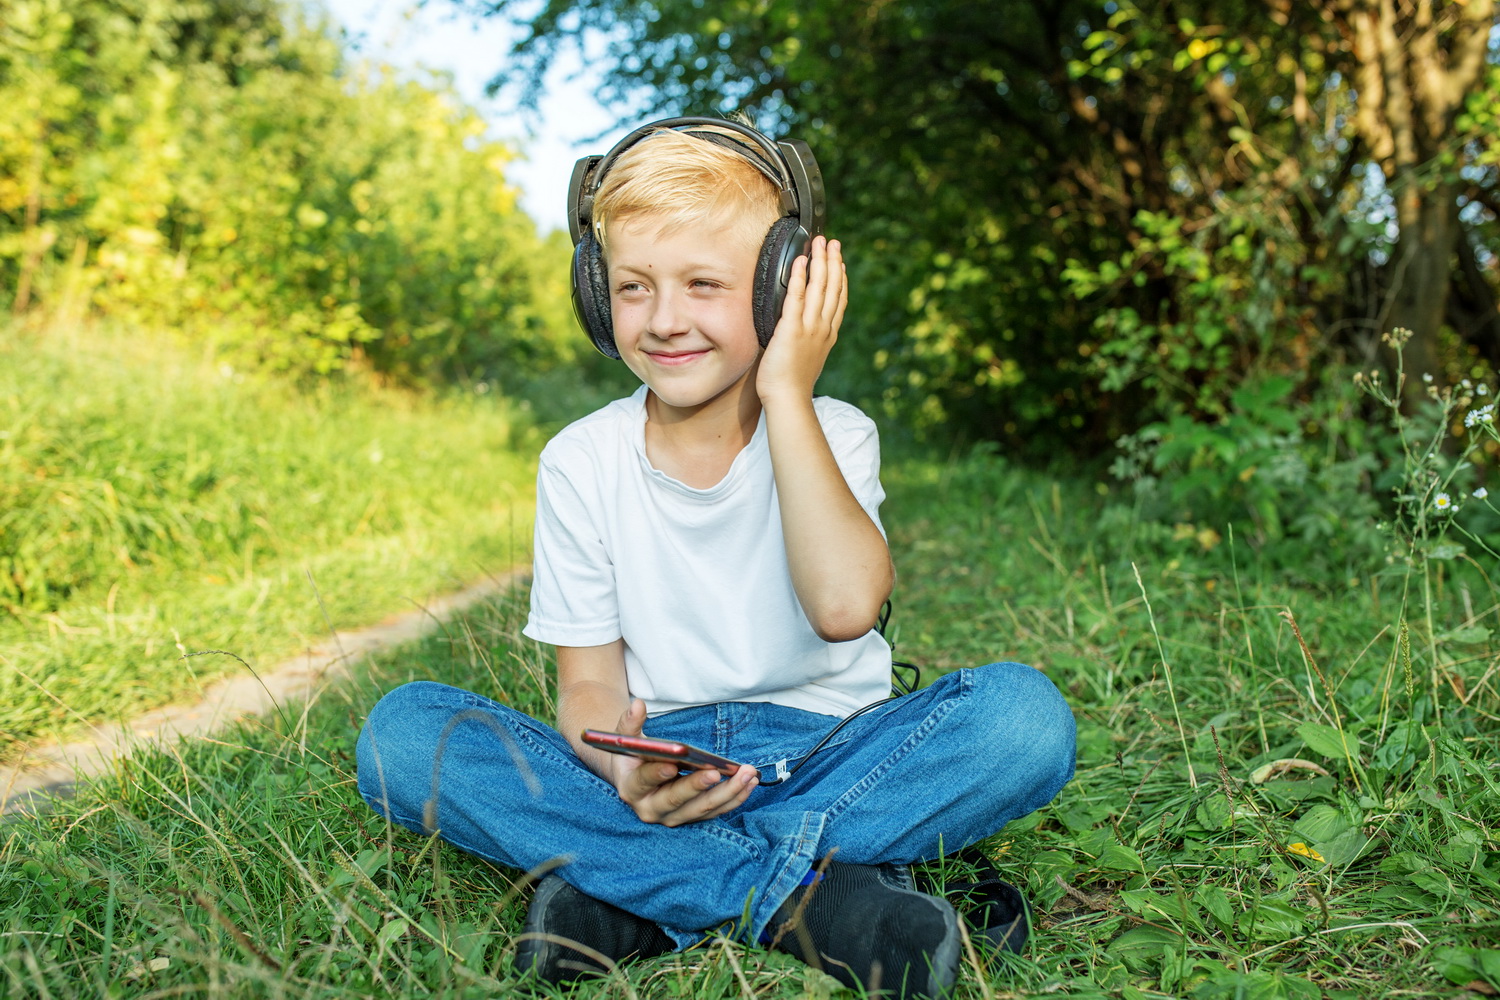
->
[355, 662, 1075, 950]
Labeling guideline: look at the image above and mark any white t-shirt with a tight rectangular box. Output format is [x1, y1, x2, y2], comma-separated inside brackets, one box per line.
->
[523, 385, 894, 718]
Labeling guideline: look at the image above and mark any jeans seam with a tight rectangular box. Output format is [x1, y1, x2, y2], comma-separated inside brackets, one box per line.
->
[508, 722, 618, 795]
[750, 810, 825, 943]
[820, 678, 969, 826]
[702, 823, 765, 860]
[445, 692, 616, 796]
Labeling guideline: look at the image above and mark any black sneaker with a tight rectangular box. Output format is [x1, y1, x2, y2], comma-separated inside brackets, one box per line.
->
[515, 875, 674, 984]
[915, 846, 1031, 955]
[767, 861, 961, 1000]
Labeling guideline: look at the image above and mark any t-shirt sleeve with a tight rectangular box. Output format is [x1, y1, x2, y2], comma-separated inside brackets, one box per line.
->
[522, 449, 622, 647]
[820, 401, 887, 535]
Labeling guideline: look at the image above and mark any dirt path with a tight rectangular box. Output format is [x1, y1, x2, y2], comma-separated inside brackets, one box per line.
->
[0, 569, 525, 817]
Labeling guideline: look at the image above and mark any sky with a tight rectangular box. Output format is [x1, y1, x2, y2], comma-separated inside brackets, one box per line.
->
[319, 0, 624, 234]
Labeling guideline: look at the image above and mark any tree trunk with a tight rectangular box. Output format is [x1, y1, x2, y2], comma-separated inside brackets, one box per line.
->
[1331, 0, 1497, 406]
[1380, 181, 1457, 397]
[1448, 228, 1500, 369]
[12, 138, 46, 315]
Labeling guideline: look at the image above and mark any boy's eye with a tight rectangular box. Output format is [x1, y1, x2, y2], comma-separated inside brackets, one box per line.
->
[691, 279, 721, 289]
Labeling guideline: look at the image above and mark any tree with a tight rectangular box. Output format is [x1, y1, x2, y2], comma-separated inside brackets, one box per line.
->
[0, 0, 577, 383]
[468, 0, 1500, 448]
[1320, 0, 1497, 402]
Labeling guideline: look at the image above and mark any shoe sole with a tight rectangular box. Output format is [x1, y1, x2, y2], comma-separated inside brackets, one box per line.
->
[908, 893, 961, 1000]
[515, 875, 574, 983]
[855, 888, 961, 1000]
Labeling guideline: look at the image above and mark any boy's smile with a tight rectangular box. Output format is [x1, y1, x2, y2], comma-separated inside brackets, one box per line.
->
[606, 216, 765, 419]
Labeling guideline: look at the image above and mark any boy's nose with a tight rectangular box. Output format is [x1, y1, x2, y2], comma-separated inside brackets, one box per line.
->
[647, 289, 689, 338]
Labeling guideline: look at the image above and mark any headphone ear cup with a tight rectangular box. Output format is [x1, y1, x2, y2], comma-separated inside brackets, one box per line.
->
[571, 232, 619, 359]
[753, 217, 809, 348]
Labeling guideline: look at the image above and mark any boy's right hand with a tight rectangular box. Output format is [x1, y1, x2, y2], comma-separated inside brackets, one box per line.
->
[608, 698, 759, 827]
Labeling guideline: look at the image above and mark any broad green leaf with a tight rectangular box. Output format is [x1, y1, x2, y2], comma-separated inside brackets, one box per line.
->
[1193, 968, 1323, 999]
[1297, 721, 1353, 759]
[1099, 842, 1146, 874]
[1411, 869, 1456, 897]
[1241, 899, 1305, 941]
[1314, 828, 1374, 867]
[1108, 926, 1182, 972]
[1290, 804, 1373, 866]
[1441, 624, 1491, 643]
[1195, 791, 1234, 831]
[1195, 884, 1234, 931]
[1435, 945, 1495, 986]
[1292, 803, 1353, 843]
[376, 917, 409, 950]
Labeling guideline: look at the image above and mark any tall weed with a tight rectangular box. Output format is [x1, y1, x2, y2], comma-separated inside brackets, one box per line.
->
[0, 320, 540, 751]
[3, 441, 1498, 996]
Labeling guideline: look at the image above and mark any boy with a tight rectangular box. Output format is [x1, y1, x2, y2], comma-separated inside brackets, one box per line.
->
[355, 118, 1075, 999]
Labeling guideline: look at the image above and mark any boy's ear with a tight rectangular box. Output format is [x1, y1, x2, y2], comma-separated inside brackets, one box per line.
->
[571, 232, 620, 359]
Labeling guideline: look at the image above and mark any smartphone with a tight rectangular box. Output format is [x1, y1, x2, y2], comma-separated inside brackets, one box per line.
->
[580, 729, 748, 777]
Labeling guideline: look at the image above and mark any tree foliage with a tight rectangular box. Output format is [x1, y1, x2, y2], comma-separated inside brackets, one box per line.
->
[472, 0, 1500, 452]
[0, 0, 577, 382]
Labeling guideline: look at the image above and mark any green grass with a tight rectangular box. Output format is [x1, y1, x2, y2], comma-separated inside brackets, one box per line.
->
[3, 436, 1498, 997]
[0, 320, 549, 754]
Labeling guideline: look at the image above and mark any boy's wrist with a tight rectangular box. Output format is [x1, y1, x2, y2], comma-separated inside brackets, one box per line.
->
[757, 384, 817, 413]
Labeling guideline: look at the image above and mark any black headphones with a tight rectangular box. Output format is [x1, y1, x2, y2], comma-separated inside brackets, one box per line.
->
[567, 117, 827, 359]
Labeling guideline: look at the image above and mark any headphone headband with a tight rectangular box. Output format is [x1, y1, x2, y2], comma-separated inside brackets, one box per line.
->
[567, 116, 825, 246]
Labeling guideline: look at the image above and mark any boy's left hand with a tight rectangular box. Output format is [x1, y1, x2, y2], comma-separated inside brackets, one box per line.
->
[755, 236, 847, 405]
[608, 698, 759, 827]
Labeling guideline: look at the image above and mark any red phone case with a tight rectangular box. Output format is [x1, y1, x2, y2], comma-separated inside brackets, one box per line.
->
[581, 729, 745, 776]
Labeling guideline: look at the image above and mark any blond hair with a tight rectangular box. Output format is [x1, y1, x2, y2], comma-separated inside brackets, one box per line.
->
[593, 125, 782, 252]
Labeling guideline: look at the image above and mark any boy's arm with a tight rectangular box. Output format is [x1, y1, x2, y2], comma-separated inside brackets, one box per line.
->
[555, 641, 758, 826]
[756, 237, 895, 642]
[555, 640, 635, 777]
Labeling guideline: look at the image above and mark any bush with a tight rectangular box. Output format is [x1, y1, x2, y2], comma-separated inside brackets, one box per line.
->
[0, 0, 576, 383]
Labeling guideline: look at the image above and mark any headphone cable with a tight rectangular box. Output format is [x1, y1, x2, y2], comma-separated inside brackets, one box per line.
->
[755, 601, 921, 786]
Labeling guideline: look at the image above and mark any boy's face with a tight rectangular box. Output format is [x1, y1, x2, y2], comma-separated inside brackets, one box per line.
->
[606, 213, 764, 415]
